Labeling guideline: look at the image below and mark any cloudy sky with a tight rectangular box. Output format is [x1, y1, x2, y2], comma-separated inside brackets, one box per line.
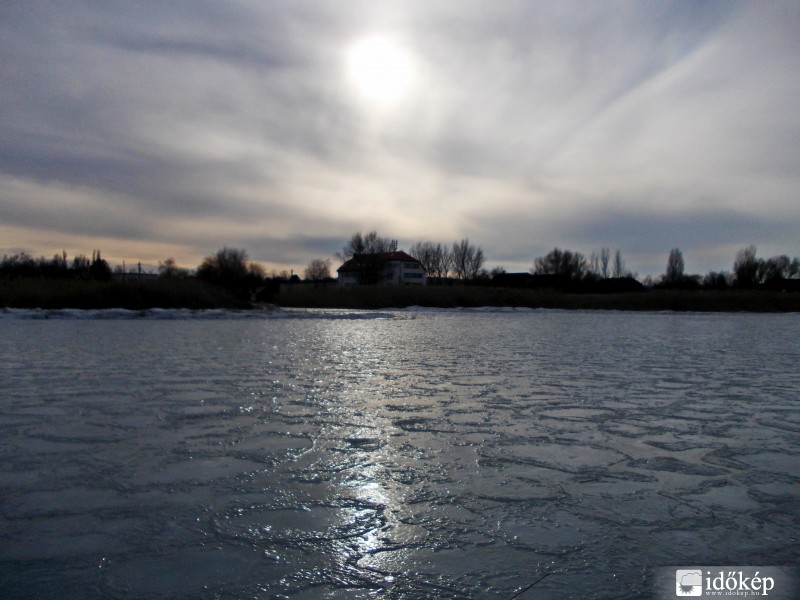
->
[2, 1, 799, 277]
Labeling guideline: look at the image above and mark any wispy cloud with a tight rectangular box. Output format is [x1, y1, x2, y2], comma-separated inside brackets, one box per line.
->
[1, 1, 798, 274]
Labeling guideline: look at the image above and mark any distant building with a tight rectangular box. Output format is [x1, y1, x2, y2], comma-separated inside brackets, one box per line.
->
[337, 251, 427, 286]
[111, 271, 159, 283]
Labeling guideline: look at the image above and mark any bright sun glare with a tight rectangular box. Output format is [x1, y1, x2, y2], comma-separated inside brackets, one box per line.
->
[347, 36, 414, 104]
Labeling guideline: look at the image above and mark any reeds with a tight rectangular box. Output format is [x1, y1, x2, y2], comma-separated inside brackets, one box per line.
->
[277, 284, 800, 312]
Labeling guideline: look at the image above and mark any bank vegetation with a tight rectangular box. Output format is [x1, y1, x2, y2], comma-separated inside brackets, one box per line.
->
[1, 240, 798, 312]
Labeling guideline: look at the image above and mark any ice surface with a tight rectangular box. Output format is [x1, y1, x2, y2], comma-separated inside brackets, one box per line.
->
[0, 309, 798, 599]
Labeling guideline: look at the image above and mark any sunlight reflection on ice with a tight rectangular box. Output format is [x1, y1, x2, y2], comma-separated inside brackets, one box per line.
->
[0, 310, 797, 598]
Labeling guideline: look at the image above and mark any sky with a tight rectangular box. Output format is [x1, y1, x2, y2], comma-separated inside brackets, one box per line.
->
[2, 1, 799, 277]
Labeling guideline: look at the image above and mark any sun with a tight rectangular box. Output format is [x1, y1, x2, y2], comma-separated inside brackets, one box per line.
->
[346, 36, 414, 104]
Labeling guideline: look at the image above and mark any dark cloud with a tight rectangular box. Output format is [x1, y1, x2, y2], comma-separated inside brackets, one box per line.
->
[568, 208, 793, 252]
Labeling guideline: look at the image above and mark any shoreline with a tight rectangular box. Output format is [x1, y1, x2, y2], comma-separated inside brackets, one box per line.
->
[2, 278, 800, 312]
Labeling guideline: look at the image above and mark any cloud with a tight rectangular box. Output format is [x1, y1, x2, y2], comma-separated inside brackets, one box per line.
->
[1, 1, 798, 275]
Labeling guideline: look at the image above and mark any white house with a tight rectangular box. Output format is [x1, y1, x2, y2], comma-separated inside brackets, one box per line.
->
[337, 251, 427, 286]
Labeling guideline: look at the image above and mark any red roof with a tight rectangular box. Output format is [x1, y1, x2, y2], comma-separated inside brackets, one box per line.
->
[337, 251, 422, 273]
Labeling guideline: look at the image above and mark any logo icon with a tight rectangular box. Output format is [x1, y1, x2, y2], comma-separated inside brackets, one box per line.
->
[676, 570, 703, 596]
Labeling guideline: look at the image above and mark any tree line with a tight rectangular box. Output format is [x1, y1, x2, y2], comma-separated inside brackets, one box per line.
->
[524, 245, 799, 290]
[647, 246, 799, 290]
[0, 248, 288, 303]
[4, 238, 797, 298]
[0, 250, 113, 281]
[333, 237, 799, 290]
[729, 245, 800, 288]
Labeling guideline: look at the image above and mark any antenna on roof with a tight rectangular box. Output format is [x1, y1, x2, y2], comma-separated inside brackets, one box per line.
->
[390, 239, 398, 252]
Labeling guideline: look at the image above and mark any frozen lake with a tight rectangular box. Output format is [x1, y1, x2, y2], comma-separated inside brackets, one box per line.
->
[1, 308, 798, 599]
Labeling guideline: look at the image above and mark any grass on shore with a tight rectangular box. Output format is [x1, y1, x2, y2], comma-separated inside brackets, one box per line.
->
[277, 284, 800, 312]
[0, 278, 240, 310]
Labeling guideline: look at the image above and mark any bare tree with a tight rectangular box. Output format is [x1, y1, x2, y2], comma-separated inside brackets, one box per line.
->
[158, 257, 187, 279]
[336, 231, 393, 262]
[304, 258, 331, 281]
[758, 254, 794, 284]
[337, 232, 365, 262]
[733, 245, 759, 288]
[412, 240, 453, 279]
[363, 231, 393, 253]
[159, 257, 177, 278]
[532, 248, 587, 280]
[410, 241, 436, 275]
[790, 257, 800, 279]
[87, 250, 111, 281]
[451, 238, 485, 280]
[451, 239, 469, 280]
[247, 262, 266, 279]
[197, 247, 251, 290]
[612, 249, 625, 278]
[468, 246, 485, 280]
[703, 271, 730, 290]
[600, 247, 611, 279]
[431, 243, 452, 279]
[665, 248, 685, 284]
